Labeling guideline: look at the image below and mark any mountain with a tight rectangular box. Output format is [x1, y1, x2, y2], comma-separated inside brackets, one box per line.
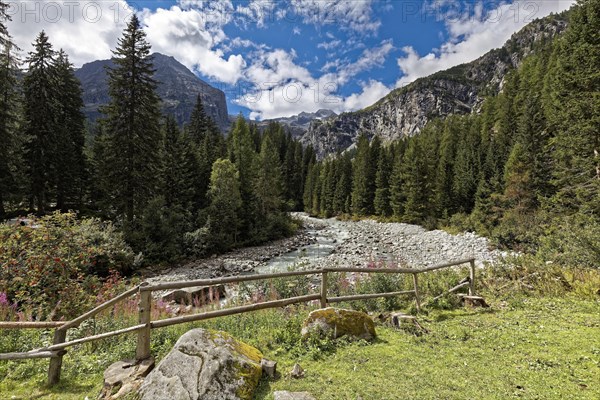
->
[301, 12, 569, 157]
[75, 53, 229, 131]
[257, 109, 337, 137]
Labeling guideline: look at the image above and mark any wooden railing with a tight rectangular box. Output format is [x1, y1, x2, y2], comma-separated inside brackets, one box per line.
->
[0, 257, 476, 385]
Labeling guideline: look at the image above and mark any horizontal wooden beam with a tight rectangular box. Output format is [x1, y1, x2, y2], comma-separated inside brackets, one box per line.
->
[328, 290, 415, 303]
[326, 267, 415, 274]
[0, 350, 64, 361]
[0, 321, 65, 329]
[58, 285, 140, 332]
[151, 293, 321, 329]
[42, 324, 146, 351]
[143, 270, 324, 292]
[415, 258, 475, 273]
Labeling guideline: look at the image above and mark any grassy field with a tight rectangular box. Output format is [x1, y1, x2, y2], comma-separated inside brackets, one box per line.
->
[1, 295, 598, 400]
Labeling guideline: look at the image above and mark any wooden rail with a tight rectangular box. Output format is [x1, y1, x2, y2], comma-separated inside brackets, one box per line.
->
[0, 257, 476, 386]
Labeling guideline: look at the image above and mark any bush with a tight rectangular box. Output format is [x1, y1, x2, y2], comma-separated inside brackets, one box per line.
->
[0, 212, 134, 319]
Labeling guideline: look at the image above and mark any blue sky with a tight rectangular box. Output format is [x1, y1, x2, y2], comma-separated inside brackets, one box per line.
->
[6, 1, 574, 119]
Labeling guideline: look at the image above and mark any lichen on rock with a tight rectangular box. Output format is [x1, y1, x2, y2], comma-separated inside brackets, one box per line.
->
[301, 308, 376, 341]
[138, 328, 263, 400]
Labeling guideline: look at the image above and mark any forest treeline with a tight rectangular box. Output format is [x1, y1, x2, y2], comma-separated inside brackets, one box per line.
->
[0, 10, 315, 264]
[303, 1, 599, 256]
[1, 1, 598, 268]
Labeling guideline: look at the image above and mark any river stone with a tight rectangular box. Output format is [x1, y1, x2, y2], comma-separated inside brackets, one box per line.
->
[138, 329, 263, 400]
[301, 308, 376, 341]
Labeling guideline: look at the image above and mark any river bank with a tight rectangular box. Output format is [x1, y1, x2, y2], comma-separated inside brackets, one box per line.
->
[143, 214, 504, 284]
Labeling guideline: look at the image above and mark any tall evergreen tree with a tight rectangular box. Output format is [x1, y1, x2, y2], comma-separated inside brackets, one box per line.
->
[23, 31, 57, 213]
[374, 147, 392, 217]
[0, 2, 21, 217]
[351, 134, 376, 216]
[54, 50, 86, 210]
[102, 15, 162, 222]
[546, 0, 600, 216]
[255, 134, 283, 218]
[208, 159, 242, 250]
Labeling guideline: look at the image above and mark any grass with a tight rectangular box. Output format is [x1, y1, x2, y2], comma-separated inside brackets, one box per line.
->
[1, 295, 598, 399]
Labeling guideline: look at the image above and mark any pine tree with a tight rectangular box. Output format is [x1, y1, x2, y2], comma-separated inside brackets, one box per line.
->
[374, 147, 392, 217]
[351, 134, 376, 216]
[54, 50, 86, 210]
[102, 16, 162, 222]
[255, 134, 283, 218]
[389, 140, 407, 218]
[208, 159, 242, 250]
[546, 0, 600, 216]
[23, 31, 57, 213]
[0, 2, 21, 217]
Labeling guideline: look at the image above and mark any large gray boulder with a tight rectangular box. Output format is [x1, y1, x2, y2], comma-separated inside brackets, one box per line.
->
[138, 329, 263, 400]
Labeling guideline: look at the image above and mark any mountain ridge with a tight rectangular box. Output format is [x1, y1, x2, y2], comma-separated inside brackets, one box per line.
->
[300, 11, 569, 157]
[75, 53, 230, 131]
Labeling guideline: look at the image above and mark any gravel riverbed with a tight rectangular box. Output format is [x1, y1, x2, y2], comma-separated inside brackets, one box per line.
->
[143, 214, 504, 285]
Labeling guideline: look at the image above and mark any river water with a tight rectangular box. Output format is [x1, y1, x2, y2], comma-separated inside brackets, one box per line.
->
[255, 216, 351, 274]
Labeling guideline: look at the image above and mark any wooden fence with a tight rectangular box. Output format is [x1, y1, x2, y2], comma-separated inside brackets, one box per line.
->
[0, 258, 476, 385]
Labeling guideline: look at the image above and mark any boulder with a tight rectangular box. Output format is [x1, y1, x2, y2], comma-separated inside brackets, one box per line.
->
[138, 329, 263, 400]
[301, 308, 376, 341]
[98, 357, 155, 399]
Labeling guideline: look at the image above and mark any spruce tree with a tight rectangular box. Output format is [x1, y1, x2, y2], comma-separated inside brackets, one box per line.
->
[54, 50, 86, 210]
[255, 134, 283, 219]
[102, 15, 162, 222]
[351, 134, 376, 216]
[23, 31, 57, 213]
[0, 2, 21, 217]
[546, 0, 600, 216]
[208, 159, 242, 250]
[374, 147, 392, 217]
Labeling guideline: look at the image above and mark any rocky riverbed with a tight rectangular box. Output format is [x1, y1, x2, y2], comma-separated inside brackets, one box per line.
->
[143, 214, 503, 285]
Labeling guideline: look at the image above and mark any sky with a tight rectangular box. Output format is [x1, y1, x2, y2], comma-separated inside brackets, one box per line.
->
[5, 0, 575, 120]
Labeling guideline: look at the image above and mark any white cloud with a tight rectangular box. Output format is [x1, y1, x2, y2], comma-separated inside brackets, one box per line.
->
[6, 0, 133, 66]
[396, 0, 575, 87]
[236, 41, 394, 119]
[284, 0, 381, 33]
[142, 5, 245, 85]
[317, 39, 341, 50]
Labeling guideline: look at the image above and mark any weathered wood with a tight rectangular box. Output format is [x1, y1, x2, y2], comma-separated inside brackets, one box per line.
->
[261, 359, 277, 378]
[136, 284, 152, 361]
[325, 267, 415, 274]
[43, 324, 146, 351]
[431, 281, 470, 302]
[469, 259, 476, 296]
[151, 294, 321, 329]
[0, 350, 63, 361]
[320, 272, 328, 308]
[412, 273, 421, 313]
[58, 285, 140, 331]
[415, 258, 475, 273]
[47, 329, 66, 385]
[459, 295, 489, 308]
[328, 290, 415, 303]
[143, 270, 324, 292]
[0, 321, 65, 329]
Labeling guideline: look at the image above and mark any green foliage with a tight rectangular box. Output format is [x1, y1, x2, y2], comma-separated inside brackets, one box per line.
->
[0, 212, 134, 318]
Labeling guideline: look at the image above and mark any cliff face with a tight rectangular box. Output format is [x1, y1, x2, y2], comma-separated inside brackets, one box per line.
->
[75, 53, 229, 131]
[301, 13, 568, 157]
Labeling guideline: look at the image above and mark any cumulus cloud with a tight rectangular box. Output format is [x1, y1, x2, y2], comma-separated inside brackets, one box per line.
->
[236, 41, 394, 119]
[6, 0, 133, 66]
[284, 0, 381, 33]
[142, 5, 245, 84]
[395, 0, 575, 87]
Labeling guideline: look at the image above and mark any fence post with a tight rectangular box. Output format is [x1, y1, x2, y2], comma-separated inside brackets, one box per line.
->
[412, 273, 421, 313]
[469, 259, 476, 296]
[320, 271, 328, 308]
[47, 329, 67, 385]
[136, 283, 152, 361]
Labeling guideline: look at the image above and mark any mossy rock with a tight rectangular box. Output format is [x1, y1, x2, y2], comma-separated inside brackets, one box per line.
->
[139, 329, 263, 400]
[301, 308, 376, 341]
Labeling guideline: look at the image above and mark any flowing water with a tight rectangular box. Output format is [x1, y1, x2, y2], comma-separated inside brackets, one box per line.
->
[255, 217, 350, 274]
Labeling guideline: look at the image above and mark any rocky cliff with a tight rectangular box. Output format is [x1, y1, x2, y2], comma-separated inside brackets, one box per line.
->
[301, 13, 568, 157]
[75, 53, 229, 131]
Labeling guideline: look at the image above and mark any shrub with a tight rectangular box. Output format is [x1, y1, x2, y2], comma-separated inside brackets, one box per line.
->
[0, 212, 134, 319]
